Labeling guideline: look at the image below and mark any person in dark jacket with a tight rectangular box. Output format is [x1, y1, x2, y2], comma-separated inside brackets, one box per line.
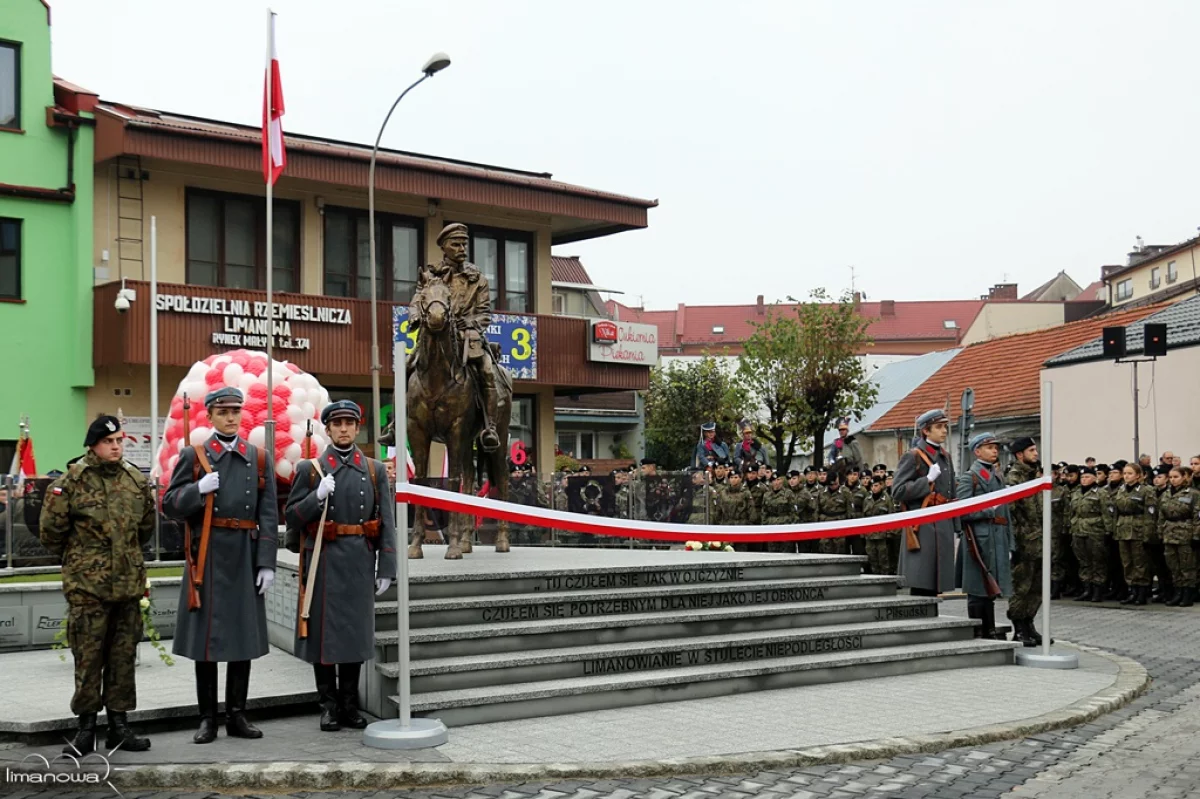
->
[891, 410, 957, 596]
[693, 421, 730, 470]
[956, 432, 1013, 641]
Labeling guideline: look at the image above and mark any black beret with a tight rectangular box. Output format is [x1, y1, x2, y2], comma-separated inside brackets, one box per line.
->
[85, 415, 121, 447]
[1156, 464, 1174, 476]
[1010, 437, 1036, 455]
[873, 464, 887, 471]
[1066, 465, 1081, 474]
[1079, 466, 1096, 476]
[1111, 459, 1128, 470]
[640, 458, 656, 466]
[1096, 463, 1110, 472]
[788, 470, 801, 478]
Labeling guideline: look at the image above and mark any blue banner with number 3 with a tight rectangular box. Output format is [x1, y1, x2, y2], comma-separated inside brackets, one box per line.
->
[392, 307, 537, 381]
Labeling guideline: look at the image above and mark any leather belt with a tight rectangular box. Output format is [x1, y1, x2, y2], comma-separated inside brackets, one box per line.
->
[210, 517, 257, 530]
[309, 521, 381, 539]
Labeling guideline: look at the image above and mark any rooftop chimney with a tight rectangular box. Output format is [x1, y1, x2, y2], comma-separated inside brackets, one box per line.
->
[988, 283, 1019, 301]
[852, 291, 862, 307]
[756, 294, 765, 316]
[880, 300, 895, 317]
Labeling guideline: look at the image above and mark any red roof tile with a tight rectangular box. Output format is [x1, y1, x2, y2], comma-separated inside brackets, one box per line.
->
[869, 302, 1171, 431]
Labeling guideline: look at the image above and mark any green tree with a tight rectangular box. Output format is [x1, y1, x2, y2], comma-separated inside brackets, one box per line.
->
[737, 290, 878, 468]
[644, 354, 748, 470]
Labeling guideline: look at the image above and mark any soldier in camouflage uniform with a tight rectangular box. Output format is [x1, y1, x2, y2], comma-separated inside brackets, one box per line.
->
[1103, 460, 1128, 599]
[614, 468, 634, 521]
[1049, 474, 1072, 599]
[713, 469, 755, 527]
[1159, 467, 1197, 607]
[862, 476, 897, 575]
[814, 474, 855, 556]
[1147, 465, 1175, 602]
[845, 469, 870, 564]
[761, 473, 798, 553]
[1069, 467, 1111, 603]
[39, 415, 155, 755]
[1005, 437, 1044, 646]
[1113, 462, 1157, 605]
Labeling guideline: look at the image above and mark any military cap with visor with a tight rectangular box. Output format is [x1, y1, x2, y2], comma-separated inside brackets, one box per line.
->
[916, 409, 949, 429]
[85, 415, 122, 447]
[969, 432, 998, 451]
[700, 421, 716, 432]
[436, 222, 469, 245]
[321, 399, 363, 425]
[204, 386, 244, 409]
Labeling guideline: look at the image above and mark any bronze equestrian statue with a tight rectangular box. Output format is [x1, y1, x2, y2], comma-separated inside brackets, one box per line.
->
[399, 223, 513, 559]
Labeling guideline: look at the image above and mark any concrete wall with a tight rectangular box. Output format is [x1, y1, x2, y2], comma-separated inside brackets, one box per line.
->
[959, 303, 1066, 346]
[1043, 349, 1200, 464]
[0, 2, 94, 468]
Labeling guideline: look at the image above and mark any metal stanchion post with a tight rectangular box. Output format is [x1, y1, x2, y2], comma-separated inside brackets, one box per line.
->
[1016, 380, 1079, 669]
[4, 475, 14, 570]
[363, 307, 449, 749]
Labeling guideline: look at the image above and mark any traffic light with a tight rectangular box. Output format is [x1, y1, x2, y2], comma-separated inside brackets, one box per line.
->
[1144, 323, 1167, 357]
[1102, 326, 1127, 358]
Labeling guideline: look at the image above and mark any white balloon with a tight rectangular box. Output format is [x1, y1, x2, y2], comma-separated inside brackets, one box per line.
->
[275, 459, 294, 480]
[283, 443, 302, 463]
[177, 439, 185, 453]
[187, 363, 208, 382]
[287, 423, 305, 443]
[183, 381, 207, 402]
[286, 404, 305, 423]
[302, 402, 315, 420]
[254, 369, 270, 385]
[290, 387, 308, 407]
[248, 427, 266, 448]
[189, 427, 212, 446]
[223, 363, 244, 387]
[167, 454, 178, 473]
[317, 389, 330, 407]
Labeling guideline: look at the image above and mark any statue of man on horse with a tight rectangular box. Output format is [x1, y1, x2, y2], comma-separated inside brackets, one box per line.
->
[401, 223, 514, 559]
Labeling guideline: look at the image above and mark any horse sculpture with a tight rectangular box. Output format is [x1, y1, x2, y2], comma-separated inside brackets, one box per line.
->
[401, 277, 513, 559]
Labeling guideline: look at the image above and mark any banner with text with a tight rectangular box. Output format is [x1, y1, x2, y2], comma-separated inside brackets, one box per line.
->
[392, 307, 537, 380]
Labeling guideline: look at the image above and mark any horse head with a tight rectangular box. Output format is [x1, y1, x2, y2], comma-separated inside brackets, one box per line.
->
[418, 278, 453, 333]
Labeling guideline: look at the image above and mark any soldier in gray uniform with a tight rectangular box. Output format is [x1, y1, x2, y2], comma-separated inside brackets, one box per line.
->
[285, 400, 397, 732]
[955, 432, 1013, 640]
[892, 409, 957, 596]
[163, 387, 278, 744]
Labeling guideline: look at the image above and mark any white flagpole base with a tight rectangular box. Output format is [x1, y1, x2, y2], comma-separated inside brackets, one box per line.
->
[1015, 649, 1079, 669]
[363, 717, 448, 750]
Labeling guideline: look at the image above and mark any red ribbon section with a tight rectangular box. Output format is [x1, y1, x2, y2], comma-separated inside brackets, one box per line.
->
[397, 477, 1051, 543]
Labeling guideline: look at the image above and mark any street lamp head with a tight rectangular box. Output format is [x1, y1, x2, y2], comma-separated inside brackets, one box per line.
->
[422, 52, 451, 76]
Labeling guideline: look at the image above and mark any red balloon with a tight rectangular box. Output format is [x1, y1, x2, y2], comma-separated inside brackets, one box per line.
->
[286, 362, 302, 374]
[231, 351, 251, 367]
[246, 358, 267, 376]
[247, 383, 269, 400]
[243, 397, 267, 415]
[204, 354, 219, 365]
[275, 432, 294, 452]
[166, 426, 182, 446]
[205, 367, 225, 386]
[272, 383, 292, 403]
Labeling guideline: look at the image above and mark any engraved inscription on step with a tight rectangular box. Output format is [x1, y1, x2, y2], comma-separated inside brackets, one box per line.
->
[581, 635, 865, 675]
[874, 605, 931, 621]
[542, 567, 745, 592]
[479, 586, 827, 622]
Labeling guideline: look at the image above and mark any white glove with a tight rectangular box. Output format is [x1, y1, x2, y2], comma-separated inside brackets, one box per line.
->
[198, 472, 220, 495]
[256, 568, 275, 596]
[375, 577, 392, 596]
[316, 474, 336, 501]
[926, 463, 942, 484]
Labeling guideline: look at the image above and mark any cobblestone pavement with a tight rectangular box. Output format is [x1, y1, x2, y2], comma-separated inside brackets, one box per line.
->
[6, 600, 1196, 798]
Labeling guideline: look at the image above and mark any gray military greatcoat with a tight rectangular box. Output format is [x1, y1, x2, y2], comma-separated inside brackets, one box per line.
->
[163, 434, 278, 663]
[284, 446, 397, 665]
[954, 458, 1014, 597]
[891, 437, 957, 593]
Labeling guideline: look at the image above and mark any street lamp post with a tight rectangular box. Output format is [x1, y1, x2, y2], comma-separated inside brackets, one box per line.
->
[367, 52, 452, 457]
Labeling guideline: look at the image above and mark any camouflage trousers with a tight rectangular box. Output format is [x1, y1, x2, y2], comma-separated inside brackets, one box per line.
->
[1007, 550, 1042, 621]
[1144, 540, 1173, 593]
[1165, 543, 1198, 588]
[67, 598, 141, 715]
[1051, 529, 1076, 584]
[1118, 539, 1150, 586]
[865, 536, 893, 576]
[1072, 535, 1108, 586]
[819, 536, 849, 556]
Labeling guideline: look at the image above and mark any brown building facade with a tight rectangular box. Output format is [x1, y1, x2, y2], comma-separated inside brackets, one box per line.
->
[88, 102, 657, 475]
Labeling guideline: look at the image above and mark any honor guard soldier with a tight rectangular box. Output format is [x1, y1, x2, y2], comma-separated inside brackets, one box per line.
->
[285, 400, 397, 731]
[39, 415, 156, 755]
[163, 387, 278, 744]
[1004, 437, 1044, 646]
[956, 433, 1013, 641]
[891, 409, 957, 596]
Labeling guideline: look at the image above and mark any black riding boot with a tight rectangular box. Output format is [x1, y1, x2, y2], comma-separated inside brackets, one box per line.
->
[1090, 583, 1105, 603]
[1074, 583, 1094, 601]
[225, 661, 263, 739]
[337, 662, 368, 729]
[1180, 587, 1195, 607]
[1049, 580, 1061, 600]
[1135, 585, 1150, 606]
[966, 594, 985, 637]
[314, 664, 340, 732]
[1120, 587, 1138, 605]
[105, 711, 151, 752]
[63, 712, 97, 756]
[193, 662, 219, 744]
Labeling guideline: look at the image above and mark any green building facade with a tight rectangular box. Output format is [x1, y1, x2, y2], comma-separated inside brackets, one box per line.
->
[0, 0, 95, 470]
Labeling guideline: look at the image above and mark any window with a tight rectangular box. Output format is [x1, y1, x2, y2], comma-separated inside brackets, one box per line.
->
[552, 292, 566, 315]
[0, 42, 18, 129]
[454, 225, 532, 312]
[712, 325, 725, 334]
[1167, 260, 1178, 284]
[1115, 279, 1133, 302]
[323, 207, 422, 302]
[1150, 267, 1161, 290]
[556, 431, 595, 460]
[0, 218, 19, 299]
[186, 190, 300, 292]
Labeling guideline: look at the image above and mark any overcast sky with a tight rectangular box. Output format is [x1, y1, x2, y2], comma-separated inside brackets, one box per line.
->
[47, 1, 1200, 308]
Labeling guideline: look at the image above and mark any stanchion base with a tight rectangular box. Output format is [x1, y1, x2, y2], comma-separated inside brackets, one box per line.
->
[363, 717, 448, 750]
[1015, 649, 1080, 669]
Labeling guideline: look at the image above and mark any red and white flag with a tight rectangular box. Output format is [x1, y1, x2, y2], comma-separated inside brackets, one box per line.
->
[18, 435, 36, 480]
[262, 12, 286, 185]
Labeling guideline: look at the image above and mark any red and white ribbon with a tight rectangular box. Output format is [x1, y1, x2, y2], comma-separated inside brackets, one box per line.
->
[396, 477, 1051, 543]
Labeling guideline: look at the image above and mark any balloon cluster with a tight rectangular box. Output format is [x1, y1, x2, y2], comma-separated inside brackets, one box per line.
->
[153, 350, 331, 485]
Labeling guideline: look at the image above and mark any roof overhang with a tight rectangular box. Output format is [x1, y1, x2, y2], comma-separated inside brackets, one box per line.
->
[94, 105, 657, 245]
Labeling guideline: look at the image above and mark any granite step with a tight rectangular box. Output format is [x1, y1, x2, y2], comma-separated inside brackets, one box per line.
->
[375, 595, 940, 660]
[378, 616, 977, 692]
[394, 638, 1019, 726]
[395, 555, 867, 600]
[375, 574, 901, 630]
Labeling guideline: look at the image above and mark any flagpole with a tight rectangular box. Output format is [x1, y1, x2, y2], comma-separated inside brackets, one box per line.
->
[150, 216, 161, 560]
[264, 8, 276, 464]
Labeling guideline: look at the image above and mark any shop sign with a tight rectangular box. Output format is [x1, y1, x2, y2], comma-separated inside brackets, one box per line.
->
[392, 308, 538, 381]
[592, 320, 618, 344]
[587, 320, 658, 365]
[120, 416, 168, 469]
[155, 294, 353, 352]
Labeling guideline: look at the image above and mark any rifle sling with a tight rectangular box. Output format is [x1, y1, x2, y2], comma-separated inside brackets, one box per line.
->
[192, 445, 216, 588]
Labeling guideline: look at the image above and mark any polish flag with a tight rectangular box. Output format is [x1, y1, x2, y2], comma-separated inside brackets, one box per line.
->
[262, 13, 286, 185]
[18, 436, 36, 480]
